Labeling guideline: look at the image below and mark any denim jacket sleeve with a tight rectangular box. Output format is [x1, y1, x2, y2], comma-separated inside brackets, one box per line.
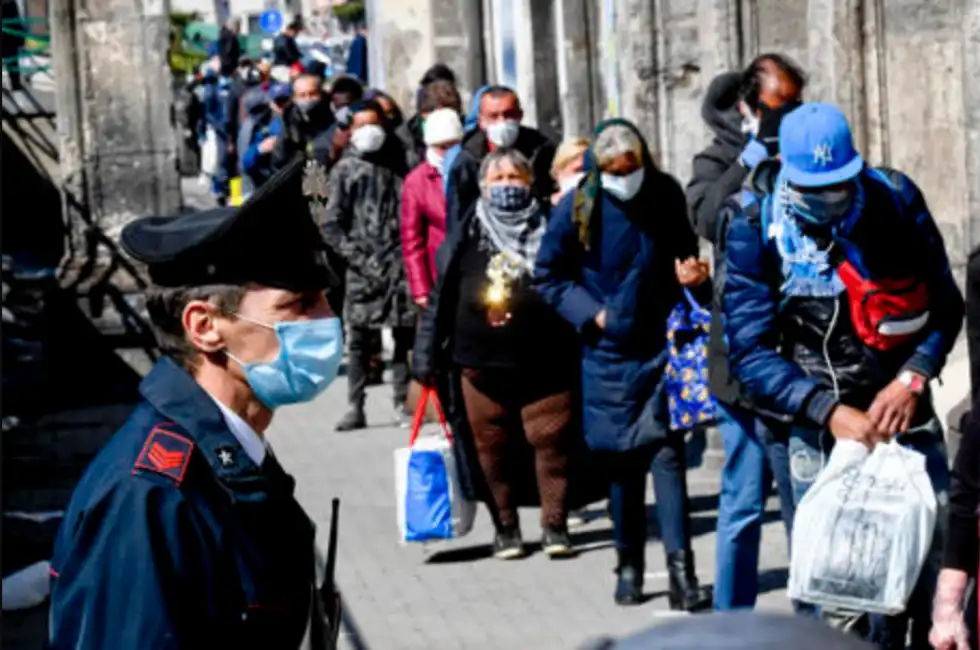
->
[724, 207, 839, 426]
[532, 195, 604, 331]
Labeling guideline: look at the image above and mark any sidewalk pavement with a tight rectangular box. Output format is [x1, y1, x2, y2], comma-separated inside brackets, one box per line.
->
[269, 376, 794, 650]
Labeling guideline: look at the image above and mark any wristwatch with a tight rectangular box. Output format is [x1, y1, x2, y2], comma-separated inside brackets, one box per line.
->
[898, 370, 927, 395]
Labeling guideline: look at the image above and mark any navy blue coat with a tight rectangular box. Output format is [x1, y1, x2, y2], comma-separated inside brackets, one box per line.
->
[534, 172, 702, 452]
[724, 167, 965, 426]
[49, 358, 321, 650]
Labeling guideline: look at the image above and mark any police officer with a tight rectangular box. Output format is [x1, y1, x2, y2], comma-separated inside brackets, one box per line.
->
[48, 158, 342, 649]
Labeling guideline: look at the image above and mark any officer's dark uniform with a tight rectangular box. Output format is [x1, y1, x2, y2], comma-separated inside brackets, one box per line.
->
[49, 159, 337, 650]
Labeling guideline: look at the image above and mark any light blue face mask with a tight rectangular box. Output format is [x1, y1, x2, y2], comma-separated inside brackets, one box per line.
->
[227, 315, 343, 409]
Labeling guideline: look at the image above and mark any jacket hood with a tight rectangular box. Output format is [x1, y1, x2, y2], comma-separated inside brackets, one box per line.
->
[464, 85, 490, 134]
[701, 71, 745, 150]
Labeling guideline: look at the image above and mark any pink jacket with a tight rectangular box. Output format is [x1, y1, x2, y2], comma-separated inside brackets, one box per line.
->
[400, 161, 447, 301]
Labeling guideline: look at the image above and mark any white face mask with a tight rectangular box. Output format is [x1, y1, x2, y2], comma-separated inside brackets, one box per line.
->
[351, 124, 386, 153]
[486, 119, 520, 148]
[558, 172, 585, 196]
[426, 148, 445, 175]
[601, 168, 645, 201]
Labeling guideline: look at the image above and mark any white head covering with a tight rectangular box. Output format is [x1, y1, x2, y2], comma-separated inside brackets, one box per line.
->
[423, 108, 463, 146]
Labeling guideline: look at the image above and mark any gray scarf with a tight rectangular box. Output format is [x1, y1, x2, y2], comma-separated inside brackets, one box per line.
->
[474, 197, 546, 274]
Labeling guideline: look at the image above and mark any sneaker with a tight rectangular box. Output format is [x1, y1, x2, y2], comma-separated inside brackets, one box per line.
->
[393, 403, 411, 428]
[542, 526, 575, 558]
[334, 409, 366, 432]
[493, 529, 525, 560]
[567, 509, 588, 528]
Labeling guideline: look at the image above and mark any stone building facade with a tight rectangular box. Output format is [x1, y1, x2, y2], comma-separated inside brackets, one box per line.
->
[370, 0, 980, 277]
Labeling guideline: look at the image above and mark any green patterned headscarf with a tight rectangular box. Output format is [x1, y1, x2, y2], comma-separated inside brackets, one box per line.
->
[572, 118, 658, 250]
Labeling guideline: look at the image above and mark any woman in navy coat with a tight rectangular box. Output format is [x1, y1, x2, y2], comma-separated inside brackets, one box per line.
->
[534, 119, 713, 609]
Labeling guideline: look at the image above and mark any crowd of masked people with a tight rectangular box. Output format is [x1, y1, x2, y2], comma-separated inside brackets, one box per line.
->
[196, 41, 977, 647]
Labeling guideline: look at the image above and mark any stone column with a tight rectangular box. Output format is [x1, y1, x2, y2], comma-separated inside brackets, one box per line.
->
[369, 0, 485, 115]
[51, 0, 180, 258]
[613, 0, 661, 150]
[554, 0, 597, 138]
[963, 0, 980, 254]
[805, 0, 869, 152]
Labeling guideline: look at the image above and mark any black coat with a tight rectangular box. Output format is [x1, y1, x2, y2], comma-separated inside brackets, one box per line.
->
[273, 33, 302, 66]
[413, 204, 606, 507]
[967, 245, 980, 403]
[684, 72, 774, 415]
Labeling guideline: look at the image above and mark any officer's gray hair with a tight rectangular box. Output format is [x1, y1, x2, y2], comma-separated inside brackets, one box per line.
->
[478, 149, 534, 191]
[145, 284, 246, 371]
[593, 125, 643, 169]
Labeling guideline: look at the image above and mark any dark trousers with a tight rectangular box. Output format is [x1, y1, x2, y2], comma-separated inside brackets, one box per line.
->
[347, 326, 413, 409]
[607, 436, 691, 571]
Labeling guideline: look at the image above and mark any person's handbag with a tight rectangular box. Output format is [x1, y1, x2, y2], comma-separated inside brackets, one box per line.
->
[788, 440, 937, 614]
[665, 289, 717, 431]
[394, 387, 475, 543]
[836, 260, 930, 352]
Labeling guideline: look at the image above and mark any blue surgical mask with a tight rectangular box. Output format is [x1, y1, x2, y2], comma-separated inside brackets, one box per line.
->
[487, 184, 532, 211]
[227, 316, 343, 409]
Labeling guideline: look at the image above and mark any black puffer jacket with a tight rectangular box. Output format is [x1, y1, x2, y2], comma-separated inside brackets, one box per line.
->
[684, 72, 765, 412]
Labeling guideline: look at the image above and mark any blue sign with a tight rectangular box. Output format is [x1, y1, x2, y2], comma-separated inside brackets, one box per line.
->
[259, 10, 283, 34]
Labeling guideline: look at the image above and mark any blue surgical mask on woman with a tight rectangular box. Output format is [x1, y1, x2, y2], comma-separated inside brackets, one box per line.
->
[487, 183, 532, 211]
[601, 168, 645, 201]
[226, 315, 343, 409]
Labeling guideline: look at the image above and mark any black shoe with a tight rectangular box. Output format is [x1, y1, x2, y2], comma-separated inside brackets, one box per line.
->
[542, 526, 575, 558]
[666, 549, 713, 612]
[493, 528, 525, 560]
[334, 409, 366, 432]
[614, 565, 643, 605]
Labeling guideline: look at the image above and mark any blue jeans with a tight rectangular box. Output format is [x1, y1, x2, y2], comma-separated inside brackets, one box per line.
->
[607, 436, 690, 570]
[713, 403, 797, 609]
[789, 419, 950, 649]
[211, 133, 232, 199]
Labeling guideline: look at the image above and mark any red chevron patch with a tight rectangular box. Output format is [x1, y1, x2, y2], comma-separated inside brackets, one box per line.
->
[133, 425, 194, 485]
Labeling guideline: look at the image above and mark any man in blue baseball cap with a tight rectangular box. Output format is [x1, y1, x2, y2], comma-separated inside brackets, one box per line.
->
[722, 102, 964, 648]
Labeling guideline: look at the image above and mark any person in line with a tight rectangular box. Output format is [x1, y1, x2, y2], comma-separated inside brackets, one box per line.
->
[442, 84, 489, 195]
[225, 58, 263, 182]
[240, 82, 290, 196]
[930, 254, 980, 650]
[201, 55, 236, 205]
[273, 16, 304, 67]
[685, 53, 806, 611]
[272, 73, 335, 170]
[929, 402, 979, 650]
[413, 149, 578, 558]
[320, 75, 366, 166]
[400, 64, 459, 165]
[534, 120, 713, 610]
[48, 159, 343, 649]
[401, 108, 461, 309]
[217, 16, 241, 77]
[724, 103, 964, 648]
[347, 24, 368, 83]
[549, 137, 588, 205]
[323, 100, 414, 432]
[446, 86, 556, 236]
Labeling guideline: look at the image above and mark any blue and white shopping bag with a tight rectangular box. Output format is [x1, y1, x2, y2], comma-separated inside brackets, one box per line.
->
[665, 289, 718, 431]
[395, 388, 475, 543]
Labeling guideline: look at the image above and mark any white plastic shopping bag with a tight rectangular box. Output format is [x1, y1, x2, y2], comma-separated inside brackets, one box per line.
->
[395, 387, 475, 543]
[788, 439, 937, 614]
[200, 127, 219, 177]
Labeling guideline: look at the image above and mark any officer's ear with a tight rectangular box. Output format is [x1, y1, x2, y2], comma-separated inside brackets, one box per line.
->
[182, 300, 226, 354]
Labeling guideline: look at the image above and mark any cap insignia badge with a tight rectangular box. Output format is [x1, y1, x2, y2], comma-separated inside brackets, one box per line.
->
[813, 143, 833, 166]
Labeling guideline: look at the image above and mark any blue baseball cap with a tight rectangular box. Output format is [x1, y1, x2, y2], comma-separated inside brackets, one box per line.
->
[269, 82, 291, 101]
[779, 102, 864, 187]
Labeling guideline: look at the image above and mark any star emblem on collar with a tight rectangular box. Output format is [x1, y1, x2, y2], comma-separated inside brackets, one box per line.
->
[813, 143, 833, 166]
[218, 448, 234, 467]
